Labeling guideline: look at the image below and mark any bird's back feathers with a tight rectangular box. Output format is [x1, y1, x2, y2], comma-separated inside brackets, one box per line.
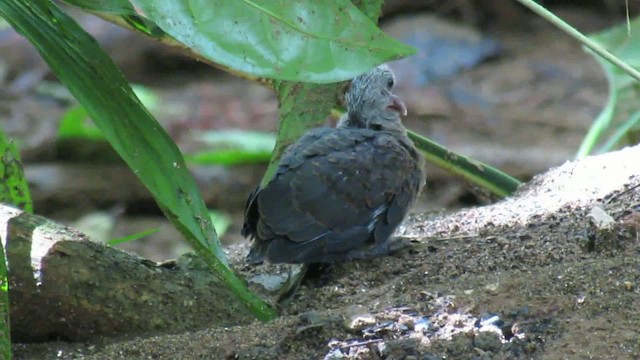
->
[243, 127, 424, 264]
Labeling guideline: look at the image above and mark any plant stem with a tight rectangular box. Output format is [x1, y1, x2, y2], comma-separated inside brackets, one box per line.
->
[515, 0, 640, 82]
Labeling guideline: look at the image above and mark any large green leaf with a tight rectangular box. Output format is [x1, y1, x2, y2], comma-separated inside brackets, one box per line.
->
[0, 0, 275, 320]
[128, 0, 414, 83]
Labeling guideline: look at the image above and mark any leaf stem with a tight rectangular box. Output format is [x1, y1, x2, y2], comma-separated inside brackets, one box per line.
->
[515, 0, 640, 82]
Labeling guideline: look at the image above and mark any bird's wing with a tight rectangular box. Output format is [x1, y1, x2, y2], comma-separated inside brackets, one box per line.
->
[255, 129, 423, 257]
[242, 127, 332, 239]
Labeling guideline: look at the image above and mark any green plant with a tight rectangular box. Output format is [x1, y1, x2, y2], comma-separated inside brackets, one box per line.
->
[0, 0, 278, 320]
[515, 0, 640, 158]
[107, 210, 229, 246]
[58, 84, 160, 141]
[0, 131, 32, 214]
[0, 0, 523, 329]
[0, 128, 30, 359]
[65, 0, 520, 195]
[184, 130, 276, 166]
[1, 0, 426, 324]
[107, 228, 159, 246]
[581, 17, 640, 157]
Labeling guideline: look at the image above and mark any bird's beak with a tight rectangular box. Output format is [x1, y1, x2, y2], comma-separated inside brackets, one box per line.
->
[387, 94, 407, 116]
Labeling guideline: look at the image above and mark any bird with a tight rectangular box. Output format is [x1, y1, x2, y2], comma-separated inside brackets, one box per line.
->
[242, 64, 425, 264]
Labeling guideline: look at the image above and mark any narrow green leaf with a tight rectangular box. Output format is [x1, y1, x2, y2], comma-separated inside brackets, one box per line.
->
[0, 130, 32, 213]
[0, 0, 275, 320]
[186, 149, 271, 165]
[0, 17, 9, 31]
[57, 106, 103, 140]
[64, 0, 137, 14]
[131, 84, 160, 111]
[131, 0, 415, 83]
[64, 0, 162, 36]
[599, 111, 640, 153]
[576, 16, 640, 158]
[589, 16, 640, 69]
[208, 210, 231, 239]
[0, 132, 25, 359]
[58, 85, 159, 141]
[195, 130, 276, 152]
[107, 228, 159, 246]
[515, 0, 640, 82]
[0, 132, 13, 359]
[408, 130, 521, 198]
[575, 56, 619, 158]
[0, 239, 10, 360]
[186, 130, 274, 165]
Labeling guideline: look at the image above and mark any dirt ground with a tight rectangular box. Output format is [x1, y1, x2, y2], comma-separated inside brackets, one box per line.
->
[3, 1, 640, 359]
[13, 145, 640, 359]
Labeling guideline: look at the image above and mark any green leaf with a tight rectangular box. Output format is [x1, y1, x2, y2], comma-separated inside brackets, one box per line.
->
[599, 110, 640, 153]
[590, 17, 640, 70]
[108, 228, 159, 246]
[57, 106, 102, 140]
[0, 130, 32, 213]
[58, 85, 159, 141]
[186, 149, 272, 165]
[0, 239, 10, 360]
[577, 17, 640, 158]
[0, 132, 16, 359]
[131, 0, 415, 83]
[64, 0, 138, 14]
[196, 130, 276, 152]
[407, 130, 521, 198]
[0, 16, 10, 31]
[0, 0, 275, 320]
[131, 84, 160, 110]
[64, 0, 163, 36]
[186, 130, 274, 165]
[575, 56, 619, 158]
[208, 210, 231, 239]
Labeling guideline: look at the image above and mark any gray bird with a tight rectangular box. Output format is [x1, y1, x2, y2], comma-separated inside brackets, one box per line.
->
[242, 65, 425, 264]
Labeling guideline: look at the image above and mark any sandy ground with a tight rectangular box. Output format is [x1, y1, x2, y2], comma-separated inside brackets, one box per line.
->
[4, 3, 640, 359]
[14, 145, 640, 359]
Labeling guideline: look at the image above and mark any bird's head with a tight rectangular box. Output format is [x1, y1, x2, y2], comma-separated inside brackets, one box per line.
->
[339, 64, 407, 130]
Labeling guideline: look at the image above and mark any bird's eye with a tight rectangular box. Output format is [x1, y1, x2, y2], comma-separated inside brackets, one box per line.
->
[386, 77, 394, 89]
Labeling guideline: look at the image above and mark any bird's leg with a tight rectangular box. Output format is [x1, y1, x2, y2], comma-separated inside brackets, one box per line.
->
[345, 236, 413, 261]
[344, 240, 391, 261]
[302, 263, 336, 288]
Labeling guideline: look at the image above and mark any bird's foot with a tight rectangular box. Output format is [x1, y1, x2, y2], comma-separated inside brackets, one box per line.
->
[345, 237, 413, 261]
